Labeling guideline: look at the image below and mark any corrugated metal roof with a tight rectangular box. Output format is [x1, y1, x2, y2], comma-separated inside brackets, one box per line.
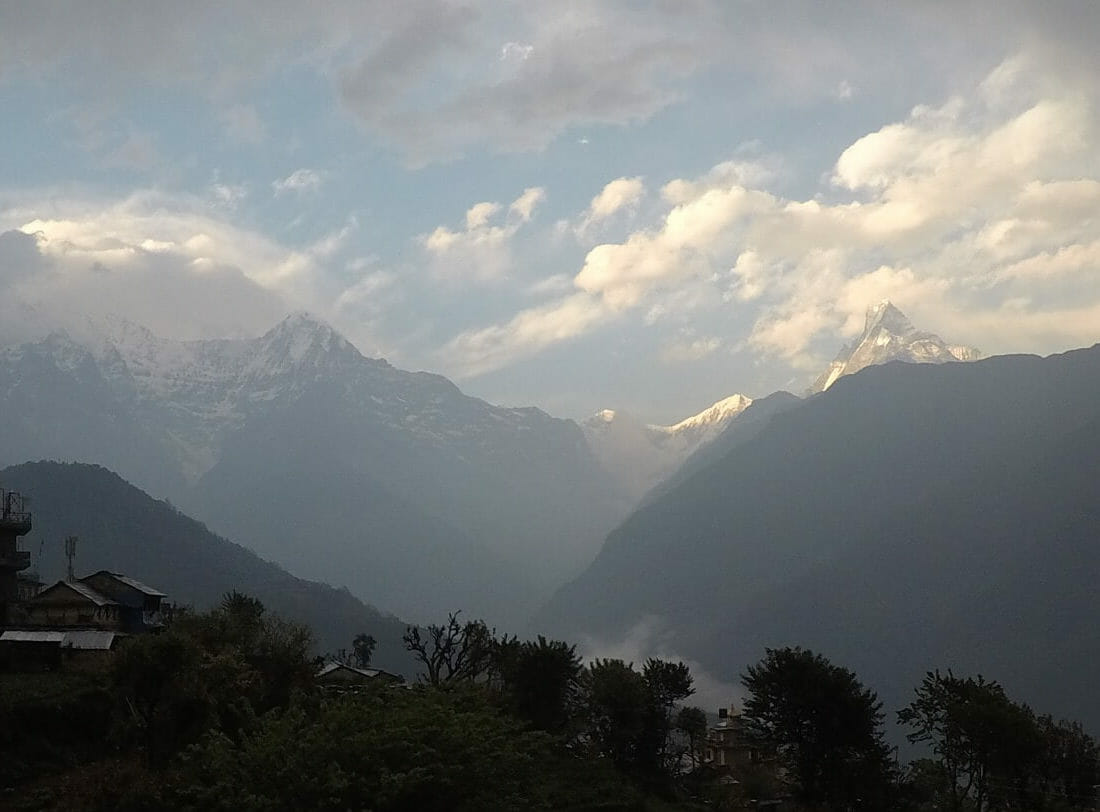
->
[85, 571, 166, 597]
[0, 630, 65, 643]
[0, 630, 120, 649]
[316, 661, 401, 681]
[50, 580, 119, 606]
[60, 630, 118, 650]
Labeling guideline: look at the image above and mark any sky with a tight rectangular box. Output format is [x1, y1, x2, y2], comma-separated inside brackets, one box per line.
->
[0, 1, 1098, 424]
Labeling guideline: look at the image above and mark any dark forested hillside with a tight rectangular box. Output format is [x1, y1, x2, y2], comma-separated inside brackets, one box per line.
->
[537, 345, 1100, 732]
[1, 461, 416, 673]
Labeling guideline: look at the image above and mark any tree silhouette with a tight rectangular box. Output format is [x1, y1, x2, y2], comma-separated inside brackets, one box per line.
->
[741, 647, 894, 810]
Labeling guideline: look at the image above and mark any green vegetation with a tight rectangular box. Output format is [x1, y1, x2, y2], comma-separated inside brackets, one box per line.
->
[1, 604, 1096, 811]
[741, 647, 896, 809]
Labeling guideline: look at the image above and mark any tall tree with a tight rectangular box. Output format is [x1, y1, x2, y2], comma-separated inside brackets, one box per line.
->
[352, 633, 376, 668]
[642, 658, 694, 773]
[495, 635, 582, 733]
[741, 647, 894, 810]
[899, 671, 1100, 811]
[675, 706, 708, 771]
[402, 612, 497, 685]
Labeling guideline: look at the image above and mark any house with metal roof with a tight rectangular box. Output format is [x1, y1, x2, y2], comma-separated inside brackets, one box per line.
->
[20, 580, 123, 630]
[79, 571, 166, 632]
[316, 660, 404, 689]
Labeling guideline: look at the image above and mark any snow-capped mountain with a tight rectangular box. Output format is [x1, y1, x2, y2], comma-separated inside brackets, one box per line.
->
[0, 314, 624, 622]
[810, 301, 980, 393]
[582, 393, 753, 504]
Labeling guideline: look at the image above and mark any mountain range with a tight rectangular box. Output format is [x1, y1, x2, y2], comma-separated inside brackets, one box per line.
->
[536, 341, 1100, 732]
[0, 302, 986, 633]
[581, 394, 753, 505]
[0, 313, 623, 623]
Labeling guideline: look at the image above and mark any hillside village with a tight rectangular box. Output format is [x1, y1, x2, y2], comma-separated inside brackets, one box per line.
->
[4, 474, 1098, 811]
[0, 480, 805, 810]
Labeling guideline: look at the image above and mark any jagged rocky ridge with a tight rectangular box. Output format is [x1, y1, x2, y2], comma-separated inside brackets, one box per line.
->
[810, 301, 980, 393]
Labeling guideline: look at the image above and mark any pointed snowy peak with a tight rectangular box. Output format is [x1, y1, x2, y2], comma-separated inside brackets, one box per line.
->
[666, 393, 753, 434]
[810, 301, 980, 393]
[254, 311, 360, 371]
[862, 300, 915, 335]
[580, 392, 755, 503]
[582, 409, 637, 431]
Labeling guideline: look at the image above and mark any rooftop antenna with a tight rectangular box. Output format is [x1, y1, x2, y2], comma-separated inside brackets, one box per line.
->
[64, 535, 78, 582]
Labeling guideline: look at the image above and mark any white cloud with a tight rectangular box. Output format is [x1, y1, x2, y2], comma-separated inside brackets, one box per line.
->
[446, 57, 1100, 375]
[0, 226, 288, 345]
[210, 179, 248, 209]
[661, 333, 722, 363]
[273, 168, 325, 196]
[0, 192, 357, 343]
[509, 187, 546, 222]
[575, 176, 645, 238]
[442, 292, 609, 376]
[465, 201, 501, 230]
[422, 187, 545, 282]
[499, 41, 533, 62]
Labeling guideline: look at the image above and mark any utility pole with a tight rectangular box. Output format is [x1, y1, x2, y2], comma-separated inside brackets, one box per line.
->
[64, 535, 78, 582]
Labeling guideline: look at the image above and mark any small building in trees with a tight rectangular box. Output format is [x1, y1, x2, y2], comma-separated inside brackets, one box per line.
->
[704, 705, 768, 774]
[2, 569, 167, 671]
[14, 571, 166, 633]
[19, 580, 124, 630]
[316, 660, 404, 690]
[79, 571, 166, 632]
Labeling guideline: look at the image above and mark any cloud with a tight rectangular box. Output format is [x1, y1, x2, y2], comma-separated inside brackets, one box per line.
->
[273, 169, 325, 196]
[442, 292, 608, 376]
[499, 41, 534, 62]
[575, 176, 645, 238]
[422, 187, 545, 281]
[509, 187, 546, 222]
[210, 176, 248, 209]
[577, 617, 743, 713]
[446, 57, 1100, 376]
[2, 2, 1099, 165]
[0, 227, 288, 346]
[0, 192, 349, 343]
[661, 333, 722, 363]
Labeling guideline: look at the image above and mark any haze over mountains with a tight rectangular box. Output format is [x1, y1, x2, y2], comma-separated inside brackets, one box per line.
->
[581, 394, 753, 505]
[8, 296, 1097, 736]
[0, 461, 417, 674]
[0, 313, 625, 622]
[0, 302, 988, 627]
[538, 341, 1100, 732]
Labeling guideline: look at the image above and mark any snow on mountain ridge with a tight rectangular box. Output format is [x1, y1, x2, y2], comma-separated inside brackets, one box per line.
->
[582, 392, 753, 505]
[4, 313, 579, 484]
[810, 301, 980, 394]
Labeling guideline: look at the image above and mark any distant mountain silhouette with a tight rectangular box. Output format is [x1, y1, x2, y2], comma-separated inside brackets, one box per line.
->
[537, 344, 1100, 733]
[1, 461, 417, 675]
